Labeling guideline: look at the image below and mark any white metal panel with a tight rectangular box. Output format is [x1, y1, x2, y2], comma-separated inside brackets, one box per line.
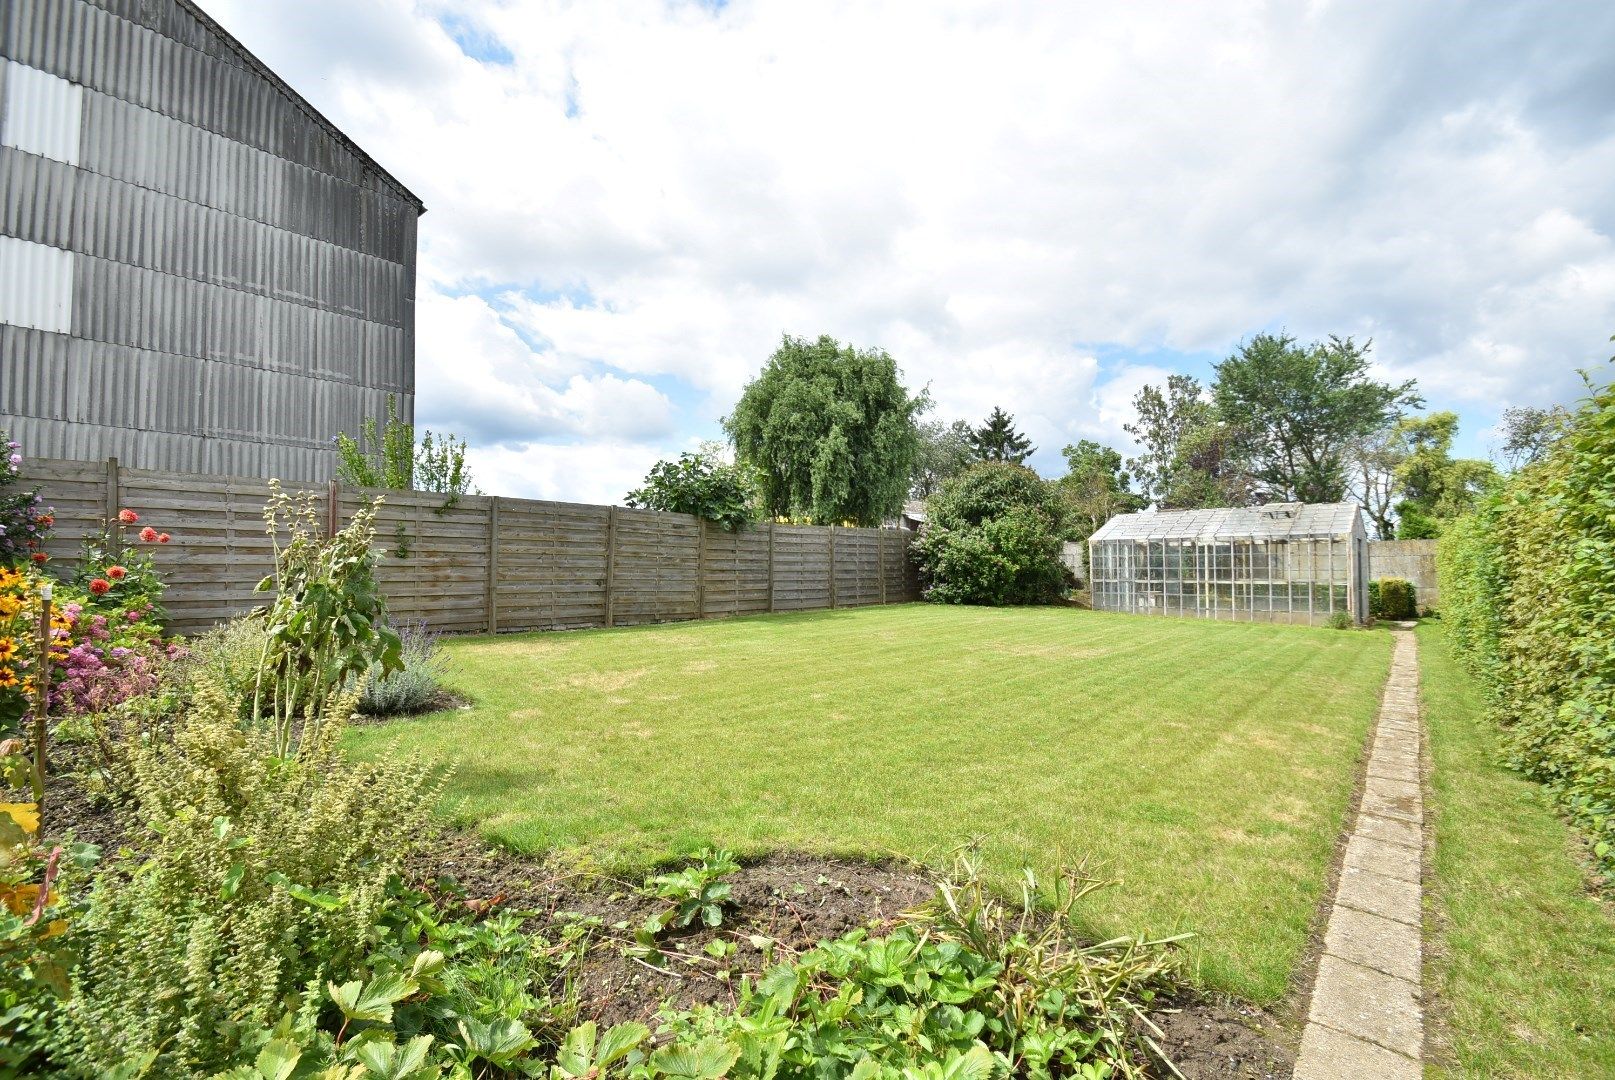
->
[1, 61, 83, 166]
[0, 236, 74, 333]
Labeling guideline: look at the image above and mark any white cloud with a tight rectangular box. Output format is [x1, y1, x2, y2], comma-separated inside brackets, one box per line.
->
[207, 0, 1615, 499]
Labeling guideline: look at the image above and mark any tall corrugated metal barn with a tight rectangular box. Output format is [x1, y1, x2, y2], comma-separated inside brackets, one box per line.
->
[0, 0, 424, 480]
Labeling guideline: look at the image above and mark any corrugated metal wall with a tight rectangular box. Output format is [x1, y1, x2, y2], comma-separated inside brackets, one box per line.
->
[0, 0, 421, 480]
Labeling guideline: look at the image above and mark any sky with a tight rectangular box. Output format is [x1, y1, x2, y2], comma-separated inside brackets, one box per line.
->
[209, 0, 1615, 504]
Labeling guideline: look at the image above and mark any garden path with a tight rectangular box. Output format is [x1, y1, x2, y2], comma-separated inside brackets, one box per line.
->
[1294, 627, 1425, 1079]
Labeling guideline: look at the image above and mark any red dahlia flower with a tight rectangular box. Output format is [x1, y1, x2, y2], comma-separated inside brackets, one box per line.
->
[30, 552, 47, 564]
[118, 508, 139, 524]
[89, 578, 111, 595]
[157, 533, 171, 544]
[139, 526, 158, 543]
[107, 565, 127, 580]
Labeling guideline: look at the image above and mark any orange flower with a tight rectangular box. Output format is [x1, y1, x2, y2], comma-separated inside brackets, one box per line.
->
[30, 552, 47, 564]
[138, 526, 158, 542]
[107, 565, 127, 580]
[118, 508, 139, 524]
[89, 578, 111, 595]
[157, 532, 171, 544]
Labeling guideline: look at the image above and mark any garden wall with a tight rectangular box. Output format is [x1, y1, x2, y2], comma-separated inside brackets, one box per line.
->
[1366, 539, 1439, 610]
[23, 457, 921, 635]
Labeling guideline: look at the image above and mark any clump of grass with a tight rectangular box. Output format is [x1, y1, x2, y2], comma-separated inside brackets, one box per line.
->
[360, 621, 450, 716]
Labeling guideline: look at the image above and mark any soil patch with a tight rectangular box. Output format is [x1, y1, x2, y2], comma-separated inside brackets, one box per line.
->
[1149, 995, 1295, 1079]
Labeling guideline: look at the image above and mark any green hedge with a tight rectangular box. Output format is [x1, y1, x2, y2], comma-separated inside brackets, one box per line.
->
[1436, 374, 1615, 877]
[1369, 578, 1417, 621]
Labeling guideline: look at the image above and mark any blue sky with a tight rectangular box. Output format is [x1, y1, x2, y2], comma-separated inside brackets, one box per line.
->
[211, 0, 1615, 501]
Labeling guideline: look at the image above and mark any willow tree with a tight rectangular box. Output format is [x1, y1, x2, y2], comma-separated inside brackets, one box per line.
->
[724, 335, 925, 525]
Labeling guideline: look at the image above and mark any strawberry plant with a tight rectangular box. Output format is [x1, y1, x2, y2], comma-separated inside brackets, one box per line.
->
[643, 848, 740, 931]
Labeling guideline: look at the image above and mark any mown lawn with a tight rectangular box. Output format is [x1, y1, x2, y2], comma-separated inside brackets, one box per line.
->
[1419, 623, 1615, 1077]
[351, 604, 1392, 1002]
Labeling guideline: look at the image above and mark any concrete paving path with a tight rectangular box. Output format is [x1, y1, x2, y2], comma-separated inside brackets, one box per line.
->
[1294, 629, 1424, 1079]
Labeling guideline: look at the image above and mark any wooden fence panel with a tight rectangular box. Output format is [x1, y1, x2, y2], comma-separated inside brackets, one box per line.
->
[611, 508, 702, 626]
[115, 469, 315, 634]
[22, 458, 918, 635]
[356, 490, 492, 634]
[495, 499, 611, 631]
[699, 523, 771, 618]
[770, 525, 832, 611]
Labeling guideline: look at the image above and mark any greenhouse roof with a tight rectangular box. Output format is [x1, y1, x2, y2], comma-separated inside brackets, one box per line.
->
[1089, 502, 1364, 544]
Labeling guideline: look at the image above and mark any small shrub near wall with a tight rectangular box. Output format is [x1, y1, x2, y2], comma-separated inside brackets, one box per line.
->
[1436, 369, 1615, 877]
[1371, 578, 1417, 621]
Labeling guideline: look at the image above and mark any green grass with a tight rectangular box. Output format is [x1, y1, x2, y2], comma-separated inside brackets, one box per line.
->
[351, 604, 1393, 1002]
[1420, 622, 1615, 1077]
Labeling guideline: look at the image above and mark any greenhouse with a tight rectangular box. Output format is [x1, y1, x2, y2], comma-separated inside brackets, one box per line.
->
[1087, 502, 1369, 626]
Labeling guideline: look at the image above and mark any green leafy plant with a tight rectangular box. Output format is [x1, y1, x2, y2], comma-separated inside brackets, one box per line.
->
[336, 396, 480, 511]
[626, 451, 759, 532]
[1436, 362, 1615, 877]
[654, 852, 1184, 1079]
[1327, 609, 1353, 630]
[55, 676, 436, 1075]
[252, 483, 402, 757]
[644, 848, 740, 932]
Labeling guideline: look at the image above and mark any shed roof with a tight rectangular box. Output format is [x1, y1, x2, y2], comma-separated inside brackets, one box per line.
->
[1089, 502, 1364, 544]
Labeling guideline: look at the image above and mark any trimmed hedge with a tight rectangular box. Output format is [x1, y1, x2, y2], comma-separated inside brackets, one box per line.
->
[1436, 373, 1615, 877]
[1369, 578, 1417, 621]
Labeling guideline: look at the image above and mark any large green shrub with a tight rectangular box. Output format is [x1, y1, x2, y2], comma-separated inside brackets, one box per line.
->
[1371, 578, 1417, 621]
[1436, 371, 1615, 876]
[912, 462, 1070, 605]
[56, 679, 437, 1075]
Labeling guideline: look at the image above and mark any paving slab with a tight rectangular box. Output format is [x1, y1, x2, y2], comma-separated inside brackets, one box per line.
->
[1323, 905, 1422, 982]
[1344, 832, 1421, 884]
[1308, 955, 1424, 1058]
[1294, 1022, 1420, 1080]
[1335, 865, 1422, 926]
[1365, 774, 1422, 804]
[1354, 812, 1421, 850]
[1361, 785, 1422, 825]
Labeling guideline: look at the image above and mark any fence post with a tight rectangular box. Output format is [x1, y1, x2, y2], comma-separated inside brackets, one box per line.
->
[828, 526, 837, 608]
[767, 523, 776, 614]
[604, 505, 618, 627]
[878, 529, 887, 605]
[104, 456, 121, 554]
[695, 520, 707, 620]
[326, 479, 340, 538]
[486, 499, 500, 634]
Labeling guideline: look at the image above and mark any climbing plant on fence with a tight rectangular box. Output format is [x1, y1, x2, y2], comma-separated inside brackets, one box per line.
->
[1436, 369, 1615, 876]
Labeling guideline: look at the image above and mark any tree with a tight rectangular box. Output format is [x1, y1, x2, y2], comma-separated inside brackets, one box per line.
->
[1392, 411, 1499, 537]
[1496, 404, 1570, 470]
[911, 418, 975, 498]
[335, 396, 479, 502]
[1346, 422, 1406, 539]
[724, 335, 925, 525]
[625, 450, 758, 531]
[1055, 441, 1145, 545]
[1123, 374, 1249, 509]
[968, 407, 1035, 463]
[1212, 333, 1420, 504]
[911, 462, 1070, 605]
